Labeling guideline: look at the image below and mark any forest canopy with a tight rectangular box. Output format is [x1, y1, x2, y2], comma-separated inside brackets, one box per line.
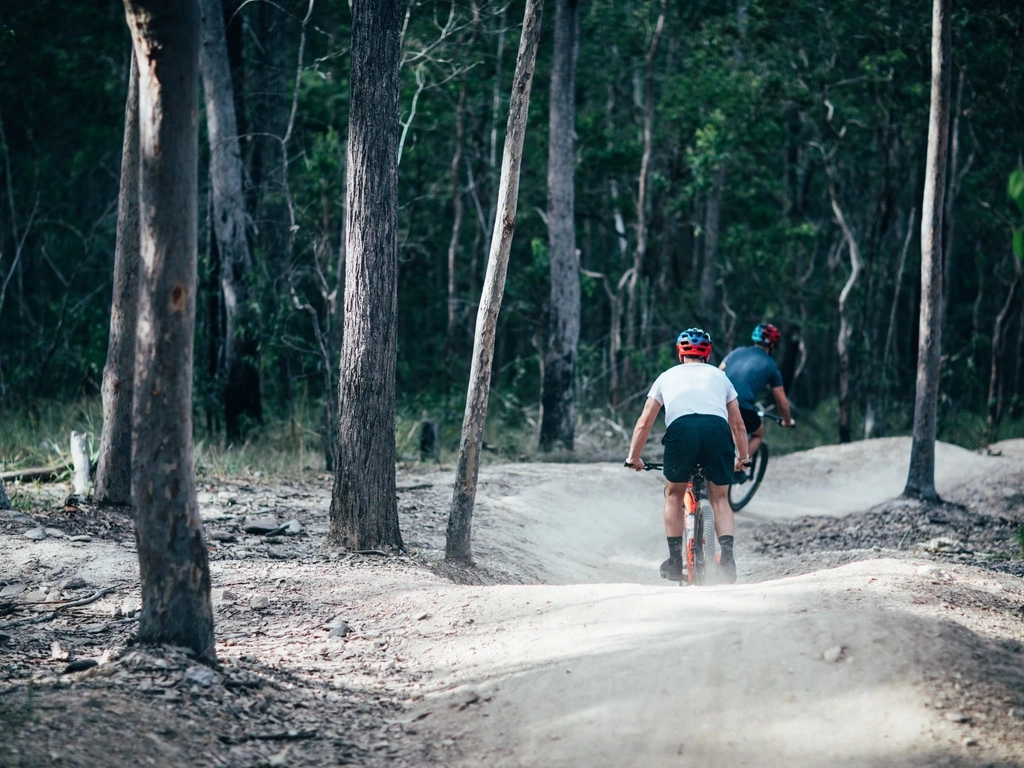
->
[1, 0, 1023, 466]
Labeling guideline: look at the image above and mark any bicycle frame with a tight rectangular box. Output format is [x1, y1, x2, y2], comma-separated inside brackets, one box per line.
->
[631, 461, 711, 585]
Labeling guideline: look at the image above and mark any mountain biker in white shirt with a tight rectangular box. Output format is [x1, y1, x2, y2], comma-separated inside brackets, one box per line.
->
[625, 328, 750, 584]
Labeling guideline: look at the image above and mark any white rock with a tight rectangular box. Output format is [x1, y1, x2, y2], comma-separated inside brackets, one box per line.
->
[822, 646, 844, 663]
[945, 711, 969, 723]
[184, 665, 214, 687]
[916, 565, 942, 577]
[250, 596, 270, 610]
[0, 583, 27, 598]
[44, 528, 65, 538]
[24, 528, 46, 541]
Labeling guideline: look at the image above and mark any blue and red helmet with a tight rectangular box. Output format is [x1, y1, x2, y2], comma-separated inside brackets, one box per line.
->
[676, 328, 713, 360]
[752, 323, 781, 347]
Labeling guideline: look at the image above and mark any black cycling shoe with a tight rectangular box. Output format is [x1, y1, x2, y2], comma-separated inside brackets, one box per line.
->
[719, 552, 737, 584]
[660, 557, 684, 582]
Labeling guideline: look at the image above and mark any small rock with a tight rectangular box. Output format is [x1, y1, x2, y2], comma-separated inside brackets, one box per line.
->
[916, 565, 941, 577]
[60, 577, 89, 591]
[0, 583, 27, 598]
[267, 747, 290, 767]
[22, 591, 46, 602]
[44, 528, 65, 539]
[208, 530, 236, 543]
[184, 665, 214, 687]
[63, 659, 98, 674]
[50, 641, 69, 661]
[417, 613, 432, 621]
[267, 545, 291, 560]
[451, 686, 481, 708]
[921, 536, 961, 554]
[243, 516, 279, 534]
[945, 711, 969, 723]
[121, 600, 140, 617]
[250, 596, 270, 611]
[217, 491, 239, 505]
[197, 492, 215, 504]
[69, 535, 92, 543]
[280, 519, 302, 536]
[222, 590, 239, 602]
[962, 737, 978, 747]
[329, 621, 350, 639]
[822, 646, 844, 663]
[24, 528, 47, 541]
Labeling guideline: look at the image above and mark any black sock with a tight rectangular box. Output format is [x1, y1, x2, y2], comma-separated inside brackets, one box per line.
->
[667, 536, 683, 562]
[718, 535, 734, 557]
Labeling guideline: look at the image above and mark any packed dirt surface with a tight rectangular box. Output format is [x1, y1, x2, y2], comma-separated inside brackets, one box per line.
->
[2, 438, 1024, 767]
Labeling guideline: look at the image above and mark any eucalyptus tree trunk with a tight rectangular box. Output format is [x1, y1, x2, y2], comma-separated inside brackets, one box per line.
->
[445, 86, 467, 359]
[624, 0, 665, 379]
[95, 52, 140, 506]
[826, 176, 863, 445]
[539, 0, 580, 453]
[987, 258, 1022, 438]
[699, 164, 726, 327]
[199, 0, 261, 441]
[904, 0, 951, 501]
[447, 0, 545, 565]
[123, 0, 215, 663]
[0, 478, 10, 511]
[327, 0, 404, 552]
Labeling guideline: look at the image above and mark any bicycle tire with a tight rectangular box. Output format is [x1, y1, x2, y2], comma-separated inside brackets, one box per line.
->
[728, 443, 769, 512]
[695, 499, 717, 585]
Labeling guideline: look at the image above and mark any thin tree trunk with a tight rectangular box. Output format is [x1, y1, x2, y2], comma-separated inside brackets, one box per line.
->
[482, 2, 509, 267]
[445, 86, 467, 358]
[540, 0, 580, 452]
[327, 0, 404, 552]
[624, 0, 665, 377]
[699, 164, 726, 327]
[1013, 297, 1024, 419]
[826, 176, 863, 444]
[95, 51, 140, 506]
[0, 477, 10, 510]
[882, 206, 917, 376]
[447, 0, 545, 565]
[904, 0, 951, 501]
[941, 67, 968, 334]
[987, 261, 1022, 436]
[123, 0, 215, 663]
[199, 0, 261, 441]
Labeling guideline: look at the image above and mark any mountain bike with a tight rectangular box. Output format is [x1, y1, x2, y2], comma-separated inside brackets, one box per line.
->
[628, 460, 717, 586]
[728, 404, 784, 512]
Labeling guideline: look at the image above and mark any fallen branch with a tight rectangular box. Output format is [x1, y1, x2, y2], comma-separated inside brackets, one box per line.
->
[0, 587, 116, 630]
[0, 465, 66, 483]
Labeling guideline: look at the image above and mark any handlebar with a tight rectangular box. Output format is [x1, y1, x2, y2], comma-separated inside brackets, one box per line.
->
[624, 460, 663, 471]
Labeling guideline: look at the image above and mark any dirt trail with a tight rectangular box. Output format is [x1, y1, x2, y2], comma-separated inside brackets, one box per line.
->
[1, 439, 1023, 767]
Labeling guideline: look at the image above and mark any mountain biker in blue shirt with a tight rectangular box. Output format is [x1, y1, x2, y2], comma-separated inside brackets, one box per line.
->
[626, 328, 750, 584]
[719, 323, 795, 470]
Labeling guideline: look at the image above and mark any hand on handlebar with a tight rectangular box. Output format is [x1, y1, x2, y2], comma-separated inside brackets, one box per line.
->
[734, 456, 751, 471]
[624, 457, 644, 472]
[782, 417, 796, 428]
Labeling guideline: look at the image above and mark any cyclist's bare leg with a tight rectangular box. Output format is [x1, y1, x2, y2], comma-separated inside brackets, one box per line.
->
[663, 481, 687, 536]
[747, 422, 766, 457]
[707, 481, 734, 536]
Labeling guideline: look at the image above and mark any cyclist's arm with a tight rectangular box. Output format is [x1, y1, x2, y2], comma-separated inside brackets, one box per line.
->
[771, 386, 795, 427]
[626, 397, 661, 470]
[726, 399, 750, 464]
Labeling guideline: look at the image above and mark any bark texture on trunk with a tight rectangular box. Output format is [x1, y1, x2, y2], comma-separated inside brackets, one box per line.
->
[123, 0, 215, 663]
[826, 177, 862, 445]
[904, 0, 951, 501]
[445, 86, 467, 358]
[624, 0, 665, 374]
[539, 0, 580, 453]
[699, 164, 726, 327]
[199, 0, 261, 441]
[0, 478, 10, 510]
[95, 51, 140, 506]
[447, 0, 545, 565]
[327, 0, 404, 552]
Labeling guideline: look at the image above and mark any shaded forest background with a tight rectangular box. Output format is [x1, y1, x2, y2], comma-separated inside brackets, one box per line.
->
[1, 0, 1023, 470]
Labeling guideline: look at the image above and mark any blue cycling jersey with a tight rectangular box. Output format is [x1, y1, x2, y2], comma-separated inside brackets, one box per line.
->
[721, 346, 783, 411]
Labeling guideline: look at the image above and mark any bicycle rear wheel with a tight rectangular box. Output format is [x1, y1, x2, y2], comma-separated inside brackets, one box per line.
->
[728, 443, 769, 512]
[693, 499, 717, 586]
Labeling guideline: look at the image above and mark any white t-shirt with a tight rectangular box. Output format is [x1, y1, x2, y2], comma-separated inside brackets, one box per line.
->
[647, 362, 738, 426]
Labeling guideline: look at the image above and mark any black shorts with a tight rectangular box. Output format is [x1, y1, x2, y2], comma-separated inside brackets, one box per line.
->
[739, 407, 762, 435]
[661, 414, 735, 486]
